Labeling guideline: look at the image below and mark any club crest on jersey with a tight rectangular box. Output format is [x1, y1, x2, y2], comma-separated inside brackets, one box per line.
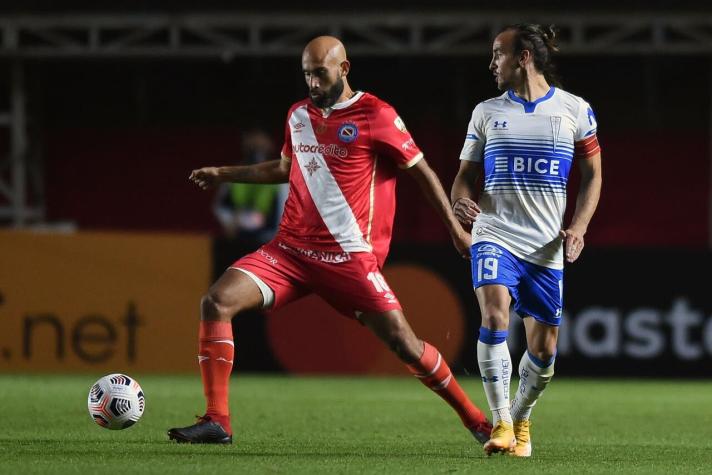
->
[337, 122, 358, 143]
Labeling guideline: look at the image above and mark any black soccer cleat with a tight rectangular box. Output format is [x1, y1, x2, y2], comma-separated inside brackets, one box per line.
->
[469, 419, 493, 445]
[168, 415, 233, 444]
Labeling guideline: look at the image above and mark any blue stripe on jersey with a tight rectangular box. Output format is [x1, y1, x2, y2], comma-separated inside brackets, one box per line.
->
[484, 185, 567, 196]
[488, 134, 574, 142]
[487, 136, 574, 147]
[488, 175, 567, 185]
[486, 140, 574, 154]
[485, 142, 574, 156]
[484, 148, 574, 162]
[466, 133, 479, 140]
[486, 140, 574, 150]
[486, 179, 567, 190]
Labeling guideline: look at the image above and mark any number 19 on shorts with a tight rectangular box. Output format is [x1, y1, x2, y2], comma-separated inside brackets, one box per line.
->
[477, 256, 498, 280]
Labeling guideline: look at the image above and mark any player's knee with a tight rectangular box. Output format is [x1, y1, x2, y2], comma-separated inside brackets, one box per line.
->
[201, 291, 240, 322]
[481, 306, 509, 330]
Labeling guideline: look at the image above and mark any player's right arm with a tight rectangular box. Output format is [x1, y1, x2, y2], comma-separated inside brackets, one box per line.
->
[451, 160, 482, 227]
[189, 156, 291, 190]
[451, 103, 485, 227]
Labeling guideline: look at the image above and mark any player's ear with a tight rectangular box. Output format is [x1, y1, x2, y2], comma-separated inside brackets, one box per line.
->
[518, 49, 531, 68]
[340, 60, 351, 77]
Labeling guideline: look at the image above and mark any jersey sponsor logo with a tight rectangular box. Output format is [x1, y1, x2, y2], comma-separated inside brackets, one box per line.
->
[393, 116, 408, 133]
[277, 242, 352, 263]
[337, 122, 359, 143]
[476, 244, 503, 258]
[512, 156, 560, 175]
[493, 120, 508, 129]
[258, 248, 278, 266]
[294, 122, 305, 130]
[293, 142, 348, 158]
[494, 156, 561, 175]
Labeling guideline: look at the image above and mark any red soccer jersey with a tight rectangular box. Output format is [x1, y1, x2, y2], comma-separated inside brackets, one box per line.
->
[277, 92, 423, 267]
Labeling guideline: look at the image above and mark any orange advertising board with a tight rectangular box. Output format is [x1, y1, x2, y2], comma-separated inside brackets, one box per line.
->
[0, 230, 211, 373]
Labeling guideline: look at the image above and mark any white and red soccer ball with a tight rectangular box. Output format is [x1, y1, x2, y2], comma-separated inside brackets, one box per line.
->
[88, 373, 145, 430]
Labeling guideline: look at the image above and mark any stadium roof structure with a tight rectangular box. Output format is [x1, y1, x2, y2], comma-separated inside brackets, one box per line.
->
[1, 11, 712, 226]
[0, 12, 712, 59]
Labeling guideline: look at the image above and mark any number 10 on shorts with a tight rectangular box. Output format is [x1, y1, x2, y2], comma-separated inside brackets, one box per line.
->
[477, 257, 498, 280]
[367, 271, 391, 293]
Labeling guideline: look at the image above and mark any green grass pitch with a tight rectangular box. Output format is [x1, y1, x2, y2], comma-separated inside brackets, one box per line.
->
[1, 375, 711, 474]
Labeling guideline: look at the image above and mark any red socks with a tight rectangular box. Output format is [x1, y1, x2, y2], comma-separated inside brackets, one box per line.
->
[197, 326, 483, 436]
[407, 341, 488, 429]
[198, 320, 234, 434]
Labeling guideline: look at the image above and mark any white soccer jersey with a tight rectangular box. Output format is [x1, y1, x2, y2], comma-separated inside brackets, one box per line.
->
[459, 87, 601, 269]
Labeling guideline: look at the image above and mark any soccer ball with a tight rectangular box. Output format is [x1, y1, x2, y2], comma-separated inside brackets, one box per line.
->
[87, 373, 145, 430]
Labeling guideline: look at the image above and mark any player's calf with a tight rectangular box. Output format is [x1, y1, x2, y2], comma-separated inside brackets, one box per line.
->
[406, 341, 491, 443]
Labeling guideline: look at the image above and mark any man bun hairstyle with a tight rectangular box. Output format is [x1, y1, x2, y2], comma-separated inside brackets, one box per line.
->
[503, 23, 562, 87]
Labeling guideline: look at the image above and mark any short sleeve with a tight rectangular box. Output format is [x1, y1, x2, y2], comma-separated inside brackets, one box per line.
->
[574, 100, 601, 159]
[280, 109, 293, 162]
[459, 103, 486, 162]
[370, 105, 423, 169]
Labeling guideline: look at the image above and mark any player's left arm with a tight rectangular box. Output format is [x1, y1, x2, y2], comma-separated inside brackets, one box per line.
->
[560, 151, 602, 263]
[369, 103, 470, 258]
[405, 158, 472, 259]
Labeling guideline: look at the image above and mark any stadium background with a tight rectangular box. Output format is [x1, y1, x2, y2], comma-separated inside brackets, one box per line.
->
[1, 0, 711, 380]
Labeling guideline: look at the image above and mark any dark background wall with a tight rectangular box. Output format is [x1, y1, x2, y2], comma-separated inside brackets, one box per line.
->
[36, 54, 711, 247]
[3, 2, 705, 248]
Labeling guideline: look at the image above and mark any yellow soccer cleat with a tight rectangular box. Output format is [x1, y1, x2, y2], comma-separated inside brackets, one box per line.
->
[483, 420, 516, 455]
[511, 420, 532, 457]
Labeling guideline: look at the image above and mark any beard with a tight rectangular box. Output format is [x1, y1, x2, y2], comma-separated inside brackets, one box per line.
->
[496, 74, 511, 91]
[310, 77, 345, 109]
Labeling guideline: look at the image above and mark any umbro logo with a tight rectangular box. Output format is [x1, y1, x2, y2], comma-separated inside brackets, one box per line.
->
[493, 121, 508, 129]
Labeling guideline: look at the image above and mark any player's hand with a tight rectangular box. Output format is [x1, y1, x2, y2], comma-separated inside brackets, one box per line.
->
[452, 228, 472, 260]
[189, 167, 222, 190]
[560, 227, 585, 263]
[452, 197, 481, 226]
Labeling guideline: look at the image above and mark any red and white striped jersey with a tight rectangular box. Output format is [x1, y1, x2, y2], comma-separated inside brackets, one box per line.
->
[276, 91, 423, 267]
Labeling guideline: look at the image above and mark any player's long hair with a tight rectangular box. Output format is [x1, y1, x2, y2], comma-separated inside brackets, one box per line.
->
[502, 23, 562, 88]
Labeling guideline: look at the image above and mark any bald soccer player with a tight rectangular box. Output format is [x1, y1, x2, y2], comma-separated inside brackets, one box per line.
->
[168, 36, 492, 447]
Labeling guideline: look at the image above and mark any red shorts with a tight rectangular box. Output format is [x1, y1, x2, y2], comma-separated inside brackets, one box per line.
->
[229, 240, 402, 318]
